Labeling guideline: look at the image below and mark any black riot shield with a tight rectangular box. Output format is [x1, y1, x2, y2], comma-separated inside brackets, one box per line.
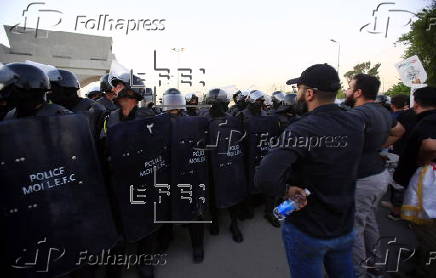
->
[208, 116, 248, 208]
[245, 115, 280, 193]
[170, 116, 209, 221]
[107, 113, 171, 242]
[0, 114, 119, 278]
[76, 110, 106, 141]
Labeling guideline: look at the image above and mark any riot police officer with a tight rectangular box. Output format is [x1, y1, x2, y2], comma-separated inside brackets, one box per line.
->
[1, 63, 71, 120]
[0, 63, 117, 278]
[141, 88, 162, 114]
[103, 74, 156, 132]
[271, 91, 286, 112]
[201, 88, 246, 242]
[236, 90, 282, 224]
[86, 84, 103, 100]
[235, 90, 268, 220]
[48, 70, 104, 112]
[184, 92, 199, 116]
[47, 69, 106, 139]
[161, 88, 186, 115]
[229, 90, 249, 116]
[161, 88, 206, 262]
[0, 63, 17, 120]
[102, 75, 158, 278]
[237, 90, 268, 120]
[272, 93, 299, 132]
[97, 74, 119, 112]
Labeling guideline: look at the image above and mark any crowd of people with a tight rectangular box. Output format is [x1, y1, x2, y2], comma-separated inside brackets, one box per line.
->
[0, 61, 435, 278]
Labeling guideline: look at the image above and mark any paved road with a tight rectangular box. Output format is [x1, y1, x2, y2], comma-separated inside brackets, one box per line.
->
[122, 207, 289, 278]
[113, 191, 417, 278]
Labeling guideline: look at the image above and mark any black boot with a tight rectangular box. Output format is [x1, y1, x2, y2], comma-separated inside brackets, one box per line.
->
[230, 220, 243, 243]
[209, 222, 220, 235]
[192, 246, 204, 263]
[137, 265, 154, 278]
[156, 224, 173, 252]
[189, 223, 205, 263]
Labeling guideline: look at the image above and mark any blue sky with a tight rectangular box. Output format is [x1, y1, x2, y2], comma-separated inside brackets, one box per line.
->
[0, 0, 430, 95]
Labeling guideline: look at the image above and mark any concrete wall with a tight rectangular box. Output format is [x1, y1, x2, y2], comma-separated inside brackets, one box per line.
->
[0, 25, 113, 87]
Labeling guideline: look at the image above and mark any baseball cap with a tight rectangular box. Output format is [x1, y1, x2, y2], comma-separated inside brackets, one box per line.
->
[286, 63, 341, 92]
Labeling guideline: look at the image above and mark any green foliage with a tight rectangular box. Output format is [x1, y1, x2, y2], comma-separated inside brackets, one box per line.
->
[397, 2, 436, 86]
[336, 88, 346, 99]
[385, 82, 411, 97]
[343, 61, 381, 83]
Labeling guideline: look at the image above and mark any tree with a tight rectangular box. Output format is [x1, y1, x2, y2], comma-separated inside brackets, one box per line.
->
[385, 82, 410, 97]
[397, 1, 436, 86]
[343, 61, 381, 83]
[336, 88, 346, 99]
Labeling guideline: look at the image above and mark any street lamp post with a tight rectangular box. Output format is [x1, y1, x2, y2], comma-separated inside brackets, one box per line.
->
[171, 48, 185, 89]
[330, 39, 340, 74]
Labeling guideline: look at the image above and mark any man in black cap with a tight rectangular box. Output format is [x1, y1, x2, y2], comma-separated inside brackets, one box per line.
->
[255, 64, 365, 278]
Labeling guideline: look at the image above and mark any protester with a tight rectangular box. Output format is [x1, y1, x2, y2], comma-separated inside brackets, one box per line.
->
[345, 74, 404, 277]
[255, 64, 365, 278]
[394, 87, 436, 278]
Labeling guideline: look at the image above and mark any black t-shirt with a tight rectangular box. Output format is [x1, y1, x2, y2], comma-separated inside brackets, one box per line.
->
[393, 109, 417, 155]
[255, 104, 365, 239]
[394, 109, 436, 186]
[348, 102, 395, 178]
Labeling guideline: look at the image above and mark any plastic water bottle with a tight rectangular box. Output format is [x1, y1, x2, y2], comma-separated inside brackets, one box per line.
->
[273, 189, 311, 221]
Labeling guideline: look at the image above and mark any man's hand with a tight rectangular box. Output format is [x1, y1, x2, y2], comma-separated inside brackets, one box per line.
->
[286, 186, 308, 210]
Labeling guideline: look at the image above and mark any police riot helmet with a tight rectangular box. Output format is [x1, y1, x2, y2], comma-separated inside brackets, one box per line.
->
[4, 63, 50, 92]
[237, 90, 250, 102]
[85, 83, 102, 99]
[100, 74, 112, 93]
[206, 88, 229, 104]
[264, 94, 272, 106]
[110, 71, 130, 88]
[162, 88, 186, 111]
[142, 87, 153, 104]
[283, 93, 297, 106]
[272, 91, 285, 103]
[0, 63, 19, 96]
[53, 70, 80, 89]
[248, 90, 265, 103]
[24, 60, 62, 83]
[185, 92, 199, 103]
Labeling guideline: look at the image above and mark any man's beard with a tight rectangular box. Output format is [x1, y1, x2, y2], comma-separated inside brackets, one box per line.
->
[295, 94, 308, 115]
[344, 94, 356, 108]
